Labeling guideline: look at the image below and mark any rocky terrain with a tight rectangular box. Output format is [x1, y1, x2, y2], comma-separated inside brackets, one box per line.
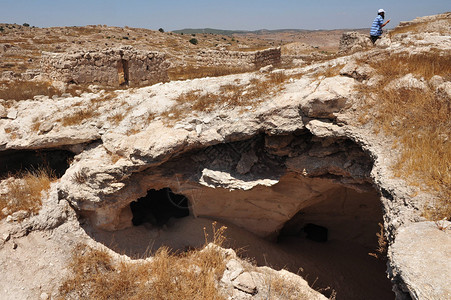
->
[0, 12, 450, 300]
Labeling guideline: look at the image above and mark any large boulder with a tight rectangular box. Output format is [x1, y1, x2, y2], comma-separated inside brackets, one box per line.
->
[339, 32, 373, 54]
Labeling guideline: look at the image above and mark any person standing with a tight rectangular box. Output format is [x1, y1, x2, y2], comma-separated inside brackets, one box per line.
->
[370, 9, 391, 44]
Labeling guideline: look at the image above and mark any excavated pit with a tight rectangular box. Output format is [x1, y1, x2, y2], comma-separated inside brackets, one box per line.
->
[0, 149, 74, 178]
[82, 132, 394, 299]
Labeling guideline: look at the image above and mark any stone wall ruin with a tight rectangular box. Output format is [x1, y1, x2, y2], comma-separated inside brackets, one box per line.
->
[195, 47, 281, 69]
[40, 46, 169, 87]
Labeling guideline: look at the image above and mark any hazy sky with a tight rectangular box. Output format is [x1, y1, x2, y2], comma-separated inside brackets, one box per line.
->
[0, 0, 449, 31]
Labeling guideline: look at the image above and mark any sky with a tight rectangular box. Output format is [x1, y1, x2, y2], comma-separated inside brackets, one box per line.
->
[0, 0, 449, 31]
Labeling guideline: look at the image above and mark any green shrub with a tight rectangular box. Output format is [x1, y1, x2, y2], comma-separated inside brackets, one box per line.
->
[189, 38, 198, 45]
[23, 23, 30, 27]
[158, 28, 164, 33]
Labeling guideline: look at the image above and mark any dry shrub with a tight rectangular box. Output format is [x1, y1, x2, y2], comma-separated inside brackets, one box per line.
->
[59, 109, 100, 126]
[0, 168, 56, 220]
[126, 127, 141, 136]
[360, 51, 451, 219]
[0, 80, 60, 100]
[263, 275, 317, 300]
[368, 223, 388, 260]
[108, 111, 126, 125]
[72, 169, 88, 185]
[59, 223, 228, 300]
[313, 63, 345, 79]
[31, 118, 41, 132]
[168, 65, 252, 81]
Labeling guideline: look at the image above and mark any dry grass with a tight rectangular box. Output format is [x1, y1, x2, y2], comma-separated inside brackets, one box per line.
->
[108, 111, 126, 126]
[59, 109, 100, 127]
[59, 222, 228, 300]
[163, 72, 288, 121]
[368, 223, 388, 260]
[390, 16, 451, 35]
[126, 127, 141, 136]
[90, 91, 119, 104]
[0, 168, 56, 220]
[313, 63, 345, 79]
[367, 51, 451, 80]
[0, 80, 60, 100]
[168, 65, 253, 81]
[72, 169, 89, 184]
[263, 274, 313, 300]
[360, 51, 451, 219]
[31, 118, 41, 132]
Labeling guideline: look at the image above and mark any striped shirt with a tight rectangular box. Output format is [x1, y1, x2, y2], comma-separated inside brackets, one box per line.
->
[370, 15, 384, 36]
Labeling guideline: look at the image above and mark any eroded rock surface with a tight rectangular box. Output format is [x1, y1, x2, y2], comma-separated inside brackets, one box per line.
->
[388, 222, 451, 300]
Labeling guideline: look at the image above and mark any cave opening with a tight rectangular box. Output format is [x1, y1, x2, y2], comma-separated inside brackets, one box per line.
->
[0, 149, 74, 179]
[274, 185, 393, 300]
[130, 188, 190, 227]
[83, 133, 394, 299]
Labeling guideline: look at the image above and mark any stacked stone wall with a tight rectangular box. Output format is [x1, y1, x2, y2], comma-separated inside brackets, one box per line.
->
[40, 46, 169, 87]
[196, 47, 281, 69]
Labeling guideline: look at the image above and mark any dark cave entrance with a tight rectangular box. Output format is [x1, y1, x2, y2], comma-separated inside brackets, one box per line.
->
[130, 188, 190, 227]
[275, 186, 393, 300]
[0, 149, 74, 178]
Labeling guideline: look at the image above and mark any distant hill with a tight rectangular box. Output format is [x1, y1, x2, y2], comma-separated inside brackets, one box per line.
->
[172, 28, 369, 35]
[172, 28, 248, 35]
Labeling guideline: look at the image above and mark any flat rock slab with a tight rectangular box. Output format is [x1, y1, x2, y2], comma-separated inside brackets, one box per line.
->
[389, 221, 451, 300]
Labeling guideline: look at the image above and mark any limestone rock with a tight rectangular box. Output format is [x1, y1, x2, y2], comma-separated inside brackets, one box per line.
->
[221, 258, 245, 286]
[339, 61, 374, 81]
[429, 75, 444, 89]
[0, 104, 7, 118]
[339, 32, 373, 54]
[38, 121, 54, 134]
[387, 74, 429, 91]
[388, 222, 451, 300]
[437, 82, 451, 100]
[301, 76, 355, 119]
[306, 120, 346, 138]
[7, 109, 17, 119]
[259, 64, 274, 73]
[232, 272, 258, 295]
[199, 168, 279, 191]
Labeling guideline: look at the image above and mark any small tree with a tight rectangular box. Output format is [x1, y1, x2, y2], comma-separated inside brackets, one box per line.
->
[158, 28, 164, 33]
[189, 38, 198, 45]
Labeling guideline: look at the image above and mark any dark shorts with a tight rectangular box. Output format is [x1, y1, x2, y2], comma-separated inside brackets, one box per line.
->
[370, 35, 380, 44]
